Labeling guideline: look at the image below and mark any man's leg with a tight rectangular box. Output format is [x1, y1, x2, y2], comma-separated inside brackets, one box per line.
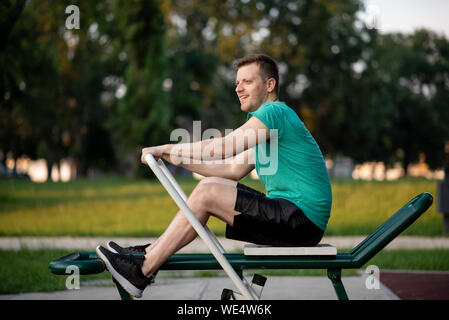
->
[141, 177, 241, 277]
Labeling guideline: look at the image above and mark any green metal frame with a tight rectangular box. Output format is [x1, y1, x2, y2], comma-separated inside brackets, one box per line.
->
[49, 192, 433, 300]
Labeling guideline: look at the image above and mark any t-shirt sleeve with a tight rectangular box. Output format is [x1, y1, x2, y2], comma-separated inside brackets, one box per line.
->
[249, 102, 284, 139]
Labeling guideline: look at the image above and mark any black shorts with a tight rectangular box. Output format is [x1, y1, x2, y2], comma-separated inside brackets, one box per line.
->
[225, 183, 324, 247]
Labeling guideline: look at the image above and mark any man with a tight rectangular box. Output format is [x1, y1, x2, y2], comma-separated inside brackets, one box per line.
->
[96, 54, 332, 298]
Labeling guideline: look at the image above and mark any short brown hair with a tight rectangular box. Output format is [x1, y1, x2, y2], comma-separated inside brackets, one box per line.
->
[233, 54, 280, 96]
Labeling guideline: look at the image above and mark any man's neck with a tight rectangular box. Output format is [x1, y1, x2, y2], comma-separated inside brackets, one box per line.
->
[265, 93, 279, 102]
[265, 95, 279, 103]
[247, 96, 280, 113]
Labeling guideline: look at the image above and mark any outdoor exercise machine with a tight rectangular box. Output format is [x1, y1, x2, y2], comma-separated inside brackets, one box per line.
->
[49, 154, 433, 300]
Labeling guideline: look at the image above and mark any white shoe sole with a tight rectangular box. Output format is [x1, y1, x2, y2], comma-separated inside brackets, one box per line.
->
[95, 245, 143, 298]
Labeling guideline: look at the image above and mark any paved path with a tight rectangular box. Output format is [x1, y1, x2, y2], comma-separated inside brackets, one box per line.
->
[1, 236, 449, 251]
[0, 274, 398, 300]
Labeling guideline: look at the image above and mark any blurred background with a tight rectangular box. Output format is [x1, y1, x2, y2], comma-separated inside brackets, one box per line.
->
[1, 0, 448, 182]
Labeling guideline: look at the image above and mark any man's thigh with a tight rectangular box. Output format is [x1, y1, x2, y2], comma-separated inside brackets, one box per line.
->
[199, 176, 238, 188]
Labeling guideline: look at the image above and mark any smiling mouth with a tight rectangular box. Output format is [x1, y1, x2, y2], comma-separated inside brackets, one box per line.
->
[239, 95, 248, 103]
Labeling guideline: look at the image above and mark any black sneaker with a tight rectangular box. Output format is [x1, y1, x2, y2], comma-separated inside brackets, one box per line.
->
[96, 245, 154, 298]
[107, 241, 158, 284]
[107, 241, 151, 255]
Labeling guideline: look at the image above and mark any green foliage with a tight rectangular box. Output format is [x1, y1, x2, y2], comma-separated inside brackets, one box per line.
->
[1, 1, 120, 176]
[166, 0, 449, 170]
[108, 0, 172, 177]
[0, 0, 60, 166]
[370, 30, 449, 170]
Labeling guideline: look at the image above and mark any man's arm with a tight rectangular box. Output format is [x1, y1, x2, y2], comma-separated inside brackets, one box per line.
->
[162, 148, 255, 181]
[166, 116, 269, 162]
[141, 116, 268, 177]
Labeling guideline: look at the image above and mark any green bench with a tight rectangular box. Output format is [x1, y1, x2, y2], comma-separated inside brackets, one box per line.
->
[49, 192, 433, 300]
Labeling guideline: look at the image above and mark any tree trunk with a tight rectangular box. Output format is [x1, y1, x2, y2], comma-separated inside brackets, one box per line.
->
[46, 159, 53, 182]
[12, 155, 18, 176]
[1, 150, 8, 168]
[76, 157, 88, 177]
[403, 151, 411, 177]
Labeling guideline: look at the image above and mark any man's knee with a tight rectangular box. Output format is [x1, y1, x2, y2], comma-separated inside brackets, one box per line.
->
[189, 183, 211, 211]
[190, 181, 220, 209]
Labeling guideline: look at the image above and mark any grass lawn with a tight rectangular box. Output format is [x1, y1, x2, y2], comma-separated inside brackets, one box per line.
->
[1, 248, 448, 294]
[0, 249, 110, 294]
[0, 176, 444, 236]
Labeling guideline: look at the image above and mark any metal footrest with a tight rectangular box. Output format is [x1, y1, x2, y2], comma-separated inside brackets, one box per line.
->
[221, 274, 267, 300]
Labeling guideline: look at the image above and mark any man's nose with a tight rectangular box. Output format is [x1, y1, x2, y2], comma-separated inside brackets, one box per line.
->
[235, 83, 243, 92]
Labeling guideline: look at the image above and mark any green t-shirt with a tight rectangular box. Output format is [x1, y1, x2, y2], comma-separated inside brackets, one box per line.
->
[248, 101, 332, 231]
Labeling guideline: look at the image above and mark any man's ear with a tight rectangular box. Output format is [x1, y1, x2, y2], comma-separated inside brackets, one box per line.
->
[266, 77, 276, 93]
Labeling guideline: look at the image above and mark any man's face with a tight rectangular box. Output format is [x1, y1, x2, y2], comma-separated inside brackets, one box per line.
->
[235, 63, 269, 113]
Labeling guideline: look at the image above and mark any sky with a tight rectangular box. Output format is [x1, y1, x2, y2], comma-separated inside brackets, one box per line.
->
[361, 0, 449, 37]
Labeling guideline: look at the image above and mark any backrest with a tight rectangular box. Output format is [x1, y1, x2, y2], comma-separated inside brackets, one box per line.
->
[350, 192, 433, 267]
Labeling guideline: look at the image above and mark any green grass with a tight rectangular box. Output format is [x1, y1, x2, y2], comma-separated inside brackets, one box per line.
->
[0, 249, 110, 294]
[0, 176, 443, 236]
[328, 178, 442, 236]
[1, 248, 448, 294]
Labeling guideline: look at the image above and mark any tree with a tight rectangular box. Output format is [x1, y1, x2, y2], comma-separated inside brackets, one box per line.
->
[1, 1, 121, 178]
[371, 30, 449, 171]
[110, 0, 172, 177]
[0, 0, 63, 176]
[3, 0, 448, 179]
